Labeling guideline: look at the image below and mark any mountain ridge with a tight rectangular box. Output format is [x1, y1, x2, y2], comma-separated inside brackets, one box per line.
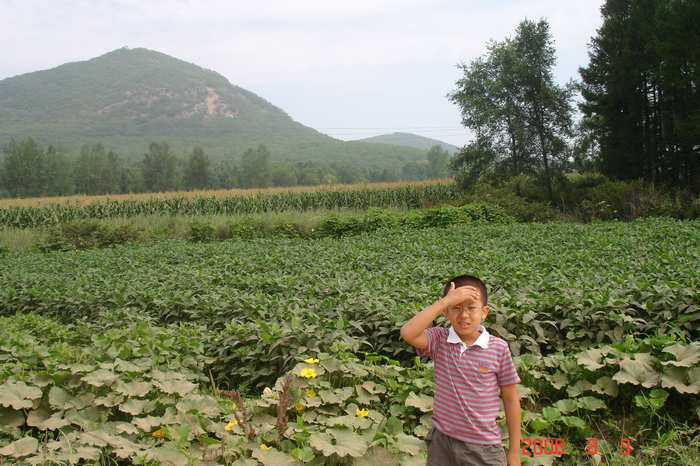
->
[0, 47, 425, 169]
[356, 132, 459, 154]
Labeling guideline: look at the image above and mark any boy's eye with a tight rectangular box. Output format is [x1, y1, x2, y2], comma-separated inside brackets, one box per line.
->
[450, 306, 480, 313]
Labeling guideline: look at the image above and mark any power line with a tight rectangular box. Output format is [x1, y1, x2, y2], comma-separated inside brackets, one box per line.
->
[316, 126, 465, 130]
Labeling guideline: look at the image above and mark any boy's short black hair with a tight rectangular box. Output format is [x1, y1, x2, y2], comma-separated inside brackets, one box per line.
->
[441, 275, 488, 306]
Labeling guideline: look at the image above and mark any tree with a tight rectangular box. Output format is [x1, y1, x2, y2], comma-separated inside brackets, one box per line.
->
[73, 144, 122, 195]
[184, 147, 210, 190]
[142, 142, 177, 192]
[449, 19, 575, 200]
[401, 160, 429, 181]
[270, 162, 298, 187]
[579, 0, 700, 191]
[1, 138, 49, 197]
[426, 145, 450, 178]
[44, 145, 73, 196]
[240, 144, 271, 188]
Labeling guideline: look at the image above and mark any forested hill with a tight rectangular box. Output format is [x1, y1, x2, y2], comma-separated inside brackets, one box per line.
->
[0, 47, 424, 167]
[357, 132, 459, 154]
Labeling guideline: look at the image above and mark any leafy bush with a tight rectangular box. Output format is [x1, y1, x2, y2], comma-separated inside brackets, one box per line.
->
[188, 220, 215, 242]
[317, 215, 365, 238]
[39, 220, 142, 251]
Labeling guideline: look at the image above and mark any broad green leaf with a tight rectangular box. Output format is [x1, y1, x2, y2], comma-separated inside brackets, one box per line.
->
[155, 379, 197, 396]
[119, 398, 150, 415]
[566, 380, 593, 397]
[634, 388, 669, 411]
[319, 387, 353, 404]
[114, 358, 148, 373]
[661, 366, 700, 395]
[132, 415, 167, 431]
[0, 381, 43, 410]
[355, 385, 380, 404]
[577, 396, 606, 411]
[0, 406, 24, 427]
[395, 433, 423, 456]
[64, 406, 104, 430]
[252, 446, 297, 466]
[612, 354, 660, 388]
[322, 414, 371, 429]
[143, 443, 188, 466]
[290, 446, 315, 463]
[577, 348, 607, 371]
[328, 428, 370, 457]
[353, 446, 399, 466]
[26, 407, 70, 430]
[309, 431, 336, 456]
[560, 415, 587, 432]
[176, 395, 220, 417]
[361, 381, 386, 394]
[552, 399, 577, 414]
[94, 392, 125, 407]
[0, 437, 38, 458]
[48, 386, 70, 408]
[81, 369, 117, 387]
[400, 454, 428, 466]
[114, 380, 152, 398]
[404, 392, 433, 412]
[529, 418, 549, 432]
[591, 376, 618, 397]
[547, 371, 568, 390]
[661, 343, 700, 367]
[541, 407, 560, 421]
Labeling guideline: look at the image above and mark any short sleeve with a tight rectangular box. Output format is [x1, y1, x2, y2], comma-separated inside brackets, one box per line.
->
[496, 343, 521, 386]
[416, 327, 448, 359]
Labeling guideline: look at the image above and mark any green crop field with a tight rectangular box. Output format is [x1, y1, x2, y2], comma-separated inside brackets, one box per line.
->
[0, 182, 460, 229]
[1, 219, 699, 464]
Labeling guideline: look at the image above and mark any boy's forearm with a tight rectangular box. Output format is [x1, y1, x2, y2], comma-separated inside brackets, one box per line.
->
[399, 299, 447, 341]
[504, 398, 521, 454]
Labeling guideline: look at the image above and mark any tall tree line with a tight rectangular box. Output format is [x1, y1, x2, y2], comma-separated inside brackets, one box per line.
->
[0, 139, 450, 198]
[579, 0, 700, 190]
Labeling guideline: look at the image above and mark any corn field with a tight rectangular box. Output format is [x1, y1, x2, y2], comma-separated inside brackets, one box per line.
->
[0, 183, 462, 229]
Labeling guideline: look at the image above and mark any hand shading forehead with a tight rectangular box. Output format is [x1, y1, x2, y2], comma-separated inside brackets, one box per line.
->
[462, 285, 481, 296]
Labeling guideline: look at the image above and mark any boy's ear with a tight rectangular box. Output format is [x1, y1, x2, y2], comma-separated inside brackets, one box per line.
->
[481, 305, 490, 319]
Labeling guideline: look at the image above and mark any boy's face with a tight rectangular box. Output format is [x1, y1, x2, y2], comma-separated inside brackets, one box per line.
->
[446, 286, 489, 340]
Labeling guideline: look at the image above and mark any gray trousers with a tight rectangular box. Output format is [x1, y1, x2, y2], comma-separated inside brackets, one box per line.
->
[425, 426, 507, 466]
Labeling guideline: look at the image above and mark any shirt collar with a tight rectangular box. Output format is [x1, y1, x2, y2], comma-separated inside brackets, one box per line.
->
[446, 325, 490, 350]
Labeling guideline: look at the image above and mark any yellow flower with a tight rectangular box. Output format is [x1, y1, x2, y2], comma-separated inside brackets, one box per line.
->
[260, 443, 271, 450]
[304, 357, 320, 365]
[151, 427, 166, 439]
[306, 388, 316, 399]
[355, 408, 369, 417]
[295, 401, 305, 412]
[299, 367, 317, 379]
[224, 419, 238, 432]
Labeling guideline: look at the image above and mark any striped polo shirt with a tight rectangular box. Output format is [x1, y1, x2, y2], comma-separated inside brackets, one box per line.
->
[418, 325, 520, 445]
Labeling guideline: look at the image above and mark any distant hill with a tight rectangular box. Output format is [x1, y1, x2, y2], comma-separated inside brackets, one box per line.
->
[0, 47, 424, 169]
[357, 132, 459, 154]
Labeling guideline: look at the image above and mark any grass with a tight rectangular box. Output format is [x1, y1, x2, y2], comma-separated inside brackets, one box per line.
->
[0, 207, 410, 252]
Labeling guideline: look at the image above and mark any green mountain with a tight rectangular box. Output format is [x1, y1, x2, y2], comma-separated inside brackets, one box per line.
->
[0, 47, 424, 169]
[357, 132, 459, 154]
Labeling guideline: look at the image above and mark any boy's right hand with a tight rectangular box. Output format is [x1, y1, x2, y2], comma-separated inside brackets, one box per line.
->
[440, 282, 482, 316]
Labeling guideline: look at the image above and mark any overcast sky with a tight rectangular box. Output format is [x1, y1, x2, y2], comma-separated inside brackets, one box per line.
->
[2, 0, 605, 146]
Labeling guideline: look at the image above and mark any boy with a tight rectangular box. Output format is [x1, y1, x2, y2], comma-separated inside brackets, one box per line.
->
[400, 275, 521, 466]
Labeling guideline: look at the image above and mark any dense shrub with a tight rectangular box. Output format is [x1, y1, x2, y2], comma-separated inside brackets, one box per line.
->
[39, 220, 142, 251]
[188, 219, 215, 242]
[464, 174, 698, 222]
